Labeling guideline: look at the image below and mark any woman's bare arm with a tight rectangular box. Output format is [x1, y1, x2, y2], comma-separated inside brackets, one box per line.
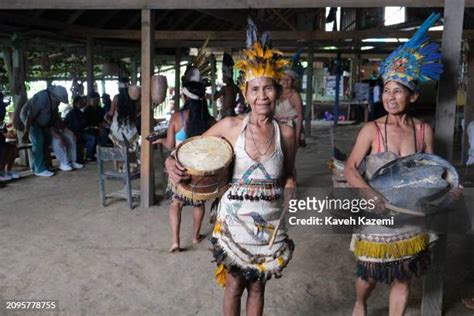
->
[280, 123, 297, 189]
[343, 123, 376, 189]
[154, 112, 177, 150]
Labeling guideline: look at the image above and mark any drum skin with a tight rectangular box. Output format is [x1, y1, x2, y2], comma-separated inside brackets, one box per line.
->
[369, 153, 459, 215]
[174, 136, 234, 201]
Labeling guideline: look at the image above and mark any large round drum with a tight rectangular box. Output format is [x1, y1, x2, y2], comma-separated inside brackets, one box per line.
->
[369, 153, 459, 215]
[174, 136, 234, 202]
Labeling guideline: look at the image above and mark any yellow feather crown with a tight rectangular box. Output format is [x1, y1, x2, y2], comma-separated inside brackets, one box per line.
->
[235, 41, 289, 85]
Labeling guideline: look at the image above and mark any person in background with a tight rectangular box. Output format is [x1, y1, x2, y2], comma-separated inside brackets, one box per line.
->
[20, 85, 69, 177]
[154, 80, 216, 252]
[64, 96, 97, 163]
[213, 76, 242, 119]
[84, 91, 109, 147]
[0, 96, 19, 182]
[101, 93, 112, 114]
[105, 78, 139, 149]
[50, 109, 83, 171]
[276, 70, 305, 147]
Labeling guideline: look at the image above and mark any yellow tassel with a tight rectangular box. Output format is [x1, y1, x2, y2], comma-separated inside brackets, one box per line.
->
[214, 264, 227, 287]
[277, 256, 284, 266]
[213, 221, 222, 234]
[256, 263, 266, 272]
[354, 234, 429, 259]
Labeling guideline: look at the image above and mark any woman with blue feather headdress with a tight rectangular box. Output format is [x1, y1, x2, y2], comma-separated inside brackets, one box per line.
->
[343, 13, 461, 315]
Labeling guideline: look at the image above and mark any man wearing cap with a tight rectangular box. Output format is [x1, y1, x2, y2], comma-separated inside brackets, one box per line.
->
[20, 85, 68, 177]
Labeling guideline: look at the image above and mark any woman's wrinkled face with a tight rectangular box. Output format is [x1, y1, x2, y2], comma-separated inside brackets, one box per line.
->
[382, 81, 418, 115]
[245, 77, 277, 116]
[279, 74, 294, 89]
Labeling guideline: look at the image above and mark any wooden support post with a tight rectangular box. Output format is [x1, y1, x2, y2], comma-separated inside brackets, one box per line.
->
[434, 0, 465, 162]
[462, 40, 474, 164]
[305, 46, 314, 137]
[140, 9, 155, 208]
[174, 48, 181, 111]
[210, 53, 217, 117]
[425, 3, 465, 314]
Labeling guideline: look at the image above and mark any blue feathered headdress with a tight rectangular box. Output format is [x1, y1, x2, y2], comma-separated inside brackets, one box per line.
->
[284, 49, 305, 80]
[380, 12, 443, 91]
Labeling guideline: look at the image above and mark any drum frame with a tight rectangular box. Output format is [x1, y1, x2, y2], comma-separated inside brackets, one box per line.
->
[174, 136, 234, 201]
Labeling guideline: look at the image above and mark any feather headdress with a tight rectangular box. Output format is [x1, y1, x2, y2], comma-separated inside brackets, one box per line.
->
[380, 12, 443, 91]
[235, 18, 289, 85]
[183, 37, 212, 85]
[284, 49, 305, 80]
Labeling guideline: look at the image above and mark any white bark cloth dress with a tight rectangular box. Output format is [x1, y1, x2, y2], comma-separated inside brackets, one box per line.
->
[210, 114, 294, 284]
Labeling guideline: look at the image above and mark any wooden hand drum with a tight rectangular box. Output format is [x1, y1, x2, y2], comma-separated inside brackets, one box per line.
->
[174, 136, 234, 202]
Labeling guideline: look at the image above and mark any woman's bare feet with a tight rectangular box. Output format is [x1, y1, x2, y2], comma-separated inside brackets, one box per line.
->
[192, 234, 206, 244]
[169, 243, 181, 253]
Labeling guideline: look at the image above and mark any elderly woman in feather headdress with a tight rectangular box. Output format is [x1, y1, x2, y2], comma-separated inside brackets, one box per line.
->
[165, 19, 296, 316]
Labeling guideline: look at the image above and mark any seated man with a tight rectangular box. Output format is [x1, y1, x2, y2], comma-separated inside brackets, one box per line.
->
[64, 96, 97, 163]
[84, 91, 109, 147]
[50, 110, 83, 171]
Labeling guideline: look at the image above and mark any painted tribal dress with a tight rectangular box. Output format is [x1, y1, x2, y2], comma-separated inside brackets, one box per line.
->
[210, 115, 294, 285]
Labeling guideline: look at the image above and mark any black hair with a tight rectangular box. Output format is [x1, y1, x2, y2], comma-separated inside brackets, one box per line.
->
[73, 95, 83, 107]
[383, 80, 415, 96]
[89, 91, 100, 99]
[181, 81, 212, 137]
[117, 83, 137, 128]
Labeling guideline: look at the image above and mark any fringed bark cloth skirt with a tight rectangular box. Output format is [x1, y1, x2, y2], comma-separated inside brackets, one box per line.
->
[350, 231, 434, 283]
[211, 187, 294, 286]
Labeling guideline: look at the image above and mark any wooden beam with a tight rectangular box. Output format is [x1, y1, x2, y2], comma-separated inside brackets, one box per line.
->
[169, 11, 192, 30]
[140, 9, 155, 208]
[196, 10, 246, 28]
[0, 11, 98, 34]
[426, 1, 465, 315]
[154, 10, 171, 29]
[271, 8, 297, 31]
[66, 10, 85, 24]
[1, 11, 473, 41]
[94, 10, 119, 28]
[68, 29, 474, 41]
[3, 0, 474, 9]
[122, 12, 141, 29]
[32, 10, 45, 18]
[185, 14, 207, 30]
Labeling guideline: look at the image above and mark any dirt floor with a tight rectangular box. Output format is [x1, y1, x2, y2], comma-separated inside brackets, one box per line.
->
[0, 123, 473, 315]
